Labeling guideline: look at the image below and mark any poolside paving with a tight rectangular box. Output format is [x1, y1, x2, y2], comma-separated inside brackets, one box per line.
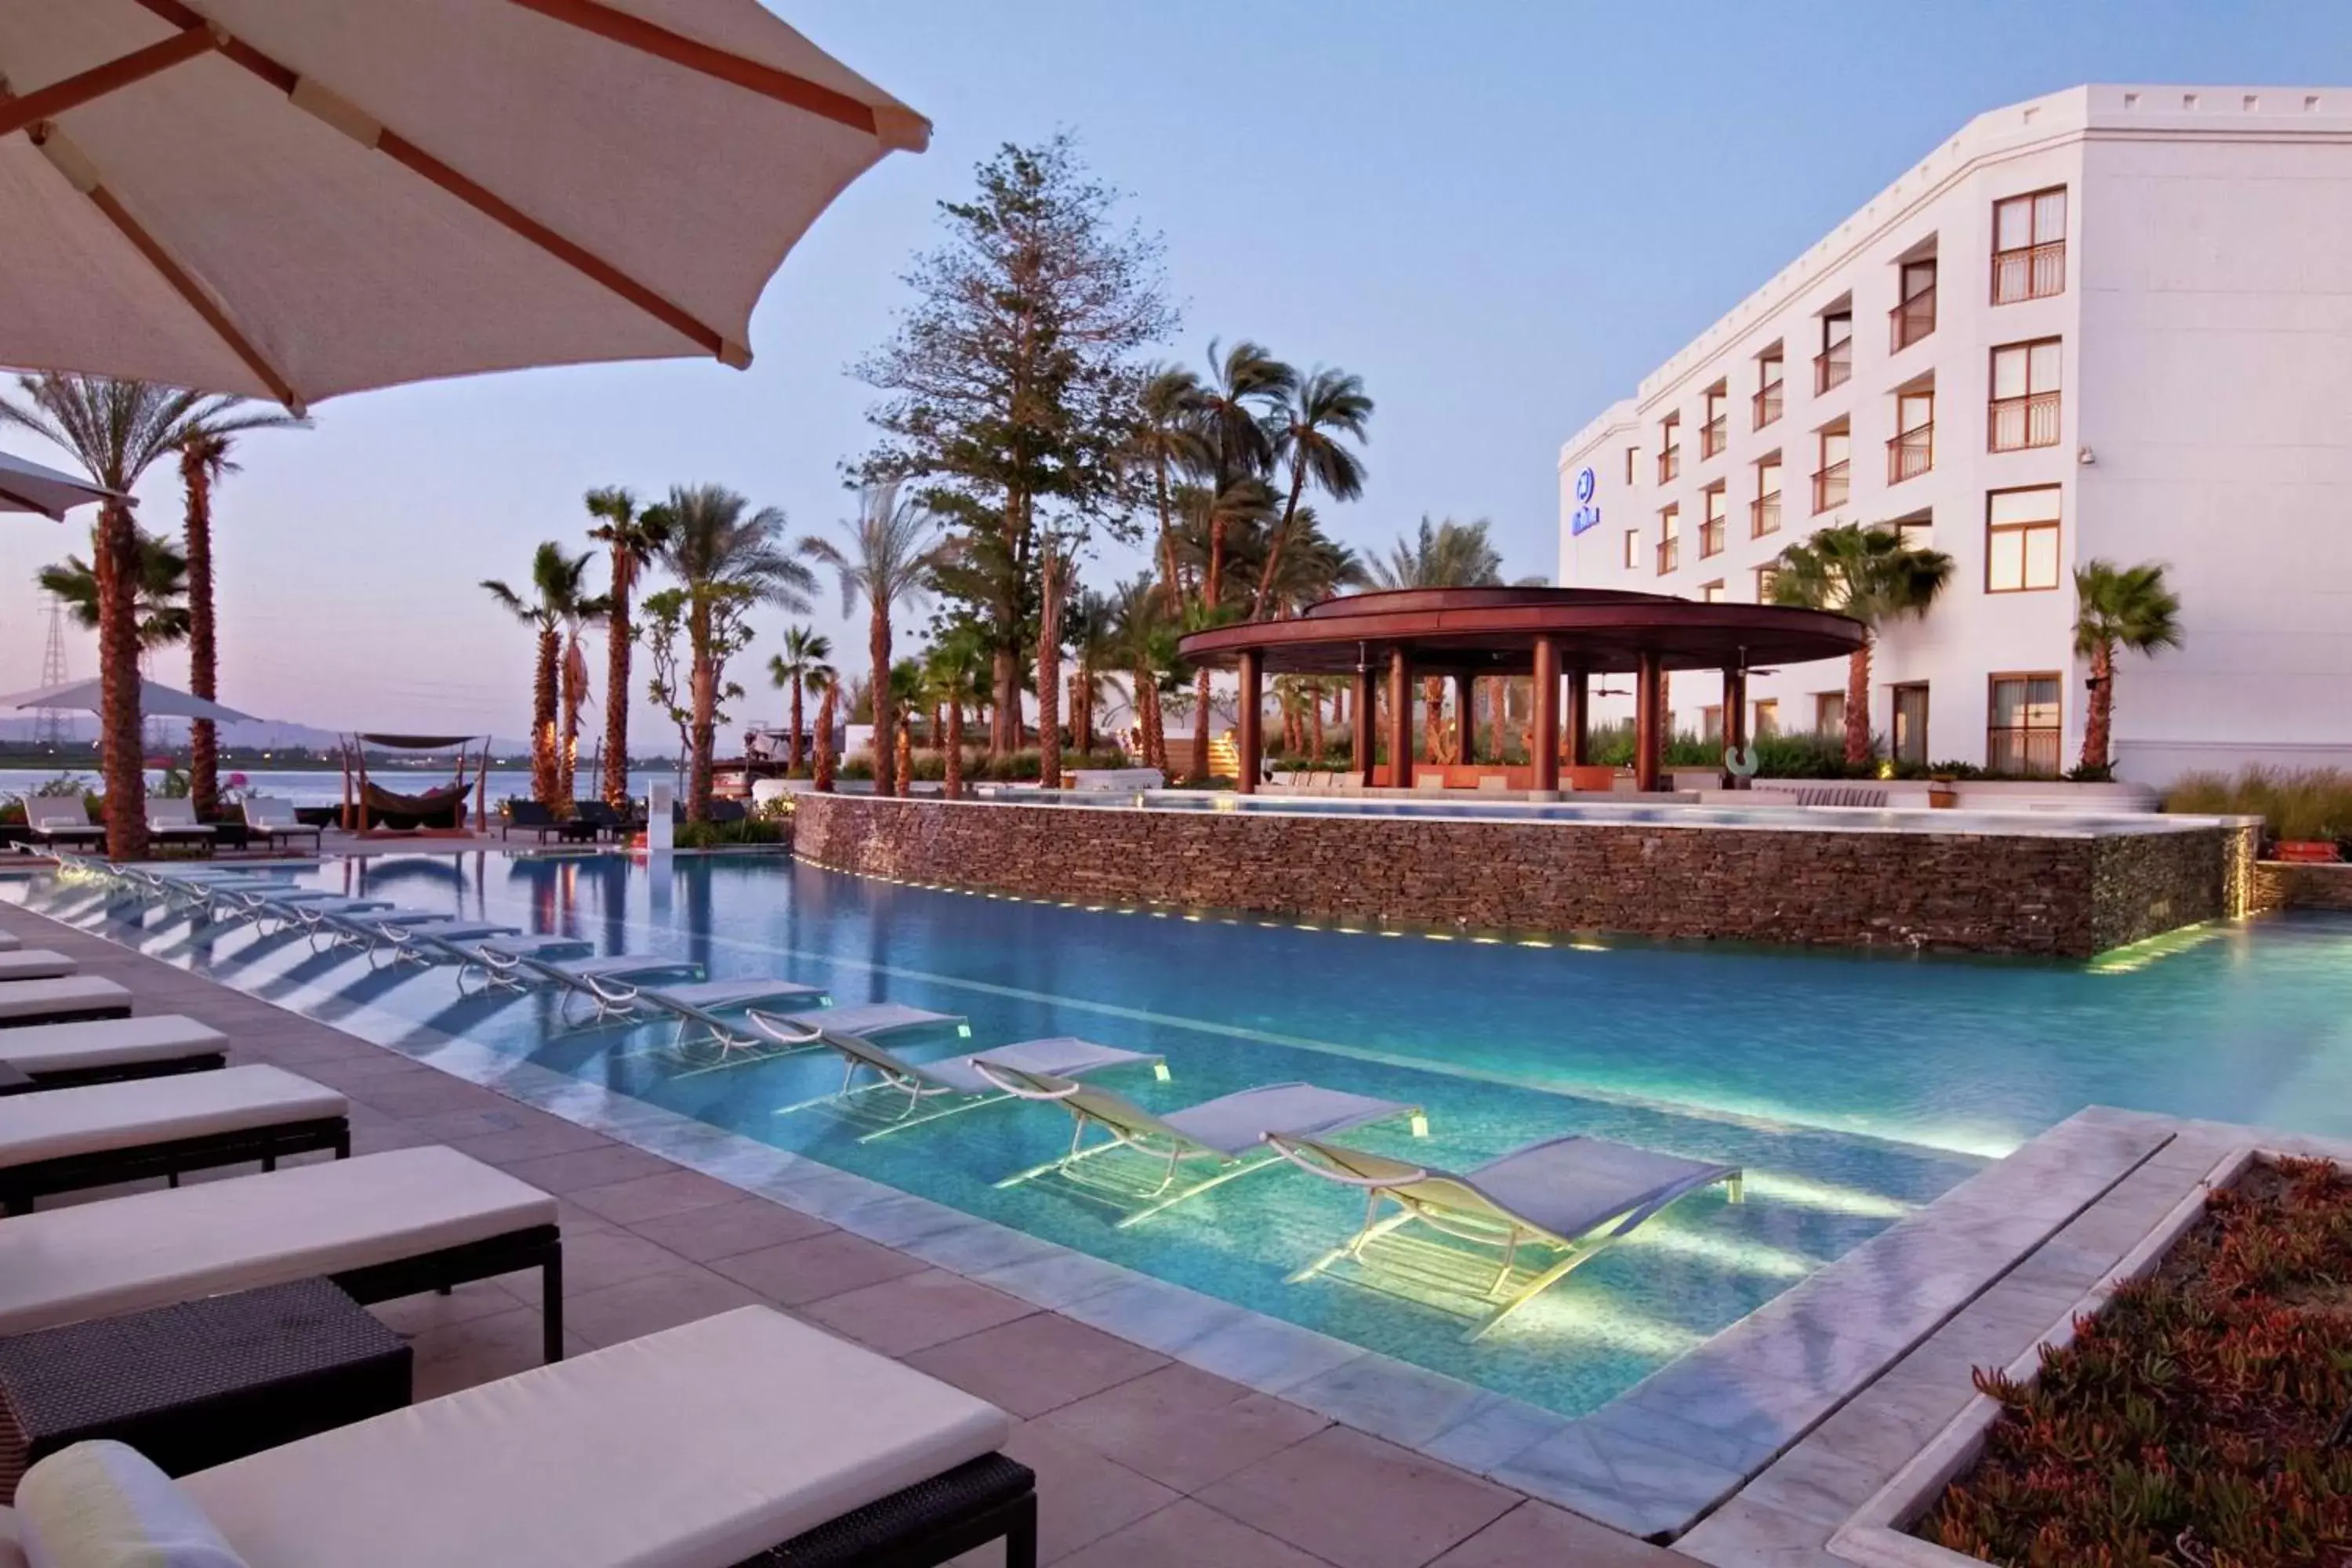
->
[0, 895, 1693, 1567]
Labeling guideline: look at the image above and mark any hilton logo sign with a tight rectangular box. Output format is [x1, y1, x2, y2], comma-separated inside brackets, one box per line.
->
[1569, 466, 1603, 535]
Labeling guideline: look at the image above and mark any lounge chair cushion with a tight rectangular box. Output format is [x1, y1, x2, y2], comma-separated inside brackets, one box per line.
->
[0, 952, 77, 983]
[0, 1146, 557, 1338]
[15, 1442, 246, 1568]
[1160, 1083, 1414, 1157]
[645, 978, 822, 1012]
[0, 1016, 227, 1076]
[175, 1306, 1008, 1568]
[1464, 1135, 1736, 1242]
[783, 1003, 961, 1038]
[0, 979, 130, 1025]
[0, 934, 17, 953]
[925, 1036, 1160, 1095]
[0, 1066, 345, 1170]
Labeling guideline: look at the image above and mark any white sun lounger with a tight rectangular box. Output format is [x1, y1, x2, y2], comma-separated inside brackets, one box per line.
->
[0, 1064, 350, 1214]
[0, 977, 131, 1028]
[241, 793, 324, 851]
[1269, 1131, 1744, 1340]
[775, 1003, 971, 1041]
[0, 932, 18, 953]
[145, 795, 221, 855]
[0, 1014, 228, 1089]
[604, 977, 835, 1060]
[25, 805, 104, 851]
[354, 916, 523, 967]
[0, 1306, 1032, 1568]
[771, 1026, 1167, 1142]
[0, 1145, 565, 1359]
[470, 949, 703, 1012]
[983, 1067, 1425, 1228]
[0, 950, 75, 983]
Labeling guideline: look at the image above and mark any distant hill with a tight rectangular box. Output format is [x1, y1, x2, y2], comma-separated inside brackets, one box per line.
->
[0, 715, 537, 756]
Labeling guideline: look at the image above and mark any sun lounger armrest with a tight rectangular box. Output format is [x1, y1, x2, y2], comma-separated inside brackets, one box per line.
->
[746, 1010, 827, 1048]
[970, 1062, 1084, 1102]
[1265, 1133, 1431, 1188]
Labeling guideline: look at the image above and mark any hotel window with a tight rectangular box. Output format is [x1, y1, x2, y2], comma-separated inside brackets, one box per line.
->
[1700, 485, 1727, 557]
[1700, 383, 1729, 458]
[1893, 510, 1933, 552]
[1752, 456, 1782, 536]
[1754, 350, 1784, 429]
[1991, 187, 2067, 303]
[1986, 485, 2061, 592]
[1888, 387, 1934, 482]
[1622, 528, 1640, 570]
[1892, 683, 1929, 767]
[1657, 412, 1682, 484]
[1698, 579, 1726, 604]
[1700, 706, 1723, 742]
[1812, 425, 1850, 514]
[1814, 310, 1853, 394]
[1752, 699, 1780, 738]
[1813, 691, 1846, 737]
[1988, 339, 2062, 451]
[1655, 504, 1680, 575]
[1755, 562, 1782, 602]
[1890, 258, 1937, 351]
[1624, 445, 1639, 485]
[1987, 674, 2061, 776]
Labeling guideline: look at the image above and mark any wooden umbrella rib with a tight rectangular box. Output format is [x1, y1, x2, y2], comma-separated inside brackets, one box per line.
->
[81, 178, 301, 408]
[505, 0, 880, 137]
[0, 28, 217, 140]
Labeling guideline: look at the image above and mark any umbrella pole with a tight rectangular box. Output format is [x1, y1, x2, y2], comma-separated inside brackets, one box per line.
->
[339, 740, 353, 832]
[358, 746, 368, 837]
[476, 742, 490, 833]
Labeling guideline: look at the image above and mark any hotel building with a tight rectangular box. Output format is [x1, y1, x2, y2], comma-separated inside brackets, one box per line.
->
[1559, 85, 2352, 783]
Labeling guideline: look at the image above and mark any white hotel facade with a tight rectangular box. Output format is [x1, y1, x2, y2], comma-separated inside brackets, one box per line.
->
[1559, 85, 2352, 783]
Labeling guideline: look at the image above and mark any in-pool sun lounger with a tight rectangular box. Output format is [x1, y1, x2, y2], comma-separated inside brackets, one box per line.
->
[768, 1025, 1165, 1141]
[0, 977, 132, 1029]
[347, 916, 523, 967]
[601, 977, 836, 1059]
[0, 1145, 565, 1361]
[463, 948, 702, 1014]
[0, 1014, 227, 1091]
[0, 1306, 1035, 1568]
[982, 1067, 1425, 1227]
[1269, 1131, 1744, 1341]
[0, 1064, 350, 1214]
[0, 950, 76, 983]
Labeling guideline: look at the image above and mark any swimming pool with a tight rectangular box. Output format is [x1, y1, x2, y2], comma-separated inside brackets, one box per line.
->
[16, 853, 2352, 1418]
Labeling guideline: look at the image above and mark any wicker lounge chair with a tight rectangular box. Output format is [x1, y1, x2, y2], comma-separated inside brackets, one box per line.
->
[0, 1015, 227, 1091]
[1269, 1131, 1744, 1340]
[0, 1306, 1035, 1568]
[983, 1067, 1425, 1228]
[0, 1145, 564, 1361]
[0, 1065, 350, 1214]
[501, 800, 567, 843]
[0, 978, 132, 1028]
[0, 951, 75, 984]
[770, 1025, 1167, 1141]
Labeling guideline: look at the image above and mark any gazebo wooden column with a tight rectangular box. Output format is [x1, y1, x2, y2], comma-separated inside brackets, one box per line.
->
[1351, 666, 1373, 786]
[1634, 651, 1664, 793]
[1386, 648, 1412, 789]
[1566, 669, 1590, 768]
[1722, 662, 1750, 789]
[1236, 648, 1263, 794]
[1451, 673, 1475, 766]
[1531, 636, 1560, 792]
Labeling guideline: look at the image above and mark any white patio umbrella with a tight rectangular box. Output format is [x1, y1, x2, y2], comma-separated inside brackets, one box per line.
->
[0, 448, 125, 518]
[0, 2, 929, 410]
[2, 675, 258, 726]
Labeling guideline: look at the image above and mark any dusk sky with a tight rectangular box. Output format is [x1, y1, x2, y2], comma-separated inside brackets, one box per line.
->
[5, 2, 2347, 742]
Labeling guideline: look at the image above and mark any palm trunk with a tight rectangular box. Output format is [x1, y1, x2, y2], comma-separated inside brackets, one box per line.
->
[559, 633, 586, 803]
[1036, 550, 1063, 787]
[1189, 669, 1213, 782]
[812, 685, 837, 793]
[180, 449, 220, 820]
[601, 555, 633, 807]
[1310, 694, 1325, 764]
[869, 606, 895, 796]
[93, 499, 147, 859]
[991, 646, 1018, 759]
[1153, 458, 1181, 614]
[1486, 680, 1504, 763]
[1843, 639, 1873, 767]
[943, 701, 964, 799]
[2081, 639, 2115, 774]
[895, 727, 913, 797]
[688, 600, 715, 820]
[1422, 676, 1446, 765]
[788, 681, 804, 771]
[532, 628, 561, 805]
[1251, 461, 1311, 619]
[1073, 667, 1094, 757]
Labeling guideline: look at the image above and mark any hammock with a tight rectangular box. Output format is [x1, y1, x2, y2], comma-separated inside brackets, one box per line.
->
[359, 779, 468, 831]
[342, 732, 490, 834]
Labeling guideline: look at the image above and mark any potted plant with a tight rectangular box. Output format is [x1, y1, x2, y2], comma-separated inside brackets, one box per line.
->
[1926, 773, 1959, 810]
[2272, 790, 2343, 862]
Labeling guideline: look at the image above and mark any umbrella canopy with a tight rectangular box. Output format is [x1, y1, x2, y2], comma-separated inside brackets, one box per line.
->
[0, 448, 125, 518]
[2, 675, 259, 724]
[0, 1, 928, 409]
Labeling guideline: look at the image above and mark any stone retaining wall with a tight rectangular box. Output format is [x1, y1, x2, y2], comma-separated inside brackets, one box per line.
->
[791, 793, 2249, 957]
[2252, 859, 2352, 913]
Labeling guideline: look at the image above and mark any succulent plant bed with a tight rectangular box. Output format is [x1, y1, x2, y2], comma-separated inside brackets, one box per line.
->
[1916, 1157, 2352, 1566]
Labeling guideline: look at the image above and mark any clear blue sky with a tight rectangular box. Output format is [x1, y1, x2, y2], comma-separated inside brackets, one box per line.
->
[5, 2, 2348, 742]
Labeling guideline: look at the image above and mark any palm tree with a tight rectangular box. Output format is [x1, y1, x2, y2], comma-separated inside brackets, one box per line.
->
[1252, 368, 1372, 618]
[766, 626, 833, 772]
[808, 665, 840, 793]
[1363, 517, 1508, 764]
[648, 485, 816, 818]
[0, 374, 285, 857]
[177, 408, 304, 818]
[2073, 560, 2183, 777]
[1066, 589, 1120, 757]
[1769, 522, 1955, 765]
[481, 543, 599, 806]
[557, 586, 611, 803]
[1111, 572, 1179, 774]
[923, 627, 990, 799]
[1130, 366, 1207, 608]
[584, 488, 671, 808]
[40, 530, 193, 655]
[801, 482, 951, 797]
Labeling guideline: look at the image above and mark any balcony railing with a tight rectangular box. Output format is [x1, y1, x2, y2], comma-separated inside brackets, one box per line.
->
[1887, 423, 1933, 483]
[1813, 339, 1852, 394]
[1698, 517, 1726, 557]
[1752, 382, 1783, 429]
[1991, 241, 2064, 303]
[1986, 727, 2061, 778]
[1655, 536, 1679, 575]
[1890, 285, 1937, 351]
[1811, 459, 1849, 514]
[1657, 445, 1681, 485]
[1750, 492, 1781, 537]
[1987, 390, 2060, 452]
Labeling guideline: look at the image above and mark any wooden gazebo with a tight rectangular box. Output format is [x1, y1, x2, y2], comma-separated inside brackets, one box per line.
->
[1177, 587, 1865, 794]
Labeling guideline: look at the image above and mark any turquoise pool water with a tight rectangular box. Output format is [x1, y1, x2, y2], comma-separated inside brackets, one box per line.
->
[16, 853, 2352, 1417]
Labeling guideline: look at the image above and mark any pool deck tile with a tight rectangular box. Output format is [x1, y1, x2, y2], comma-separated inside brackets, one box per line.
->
[1196, 1425, 1523, 1568]
[799, 1267, 1040, 1356]
[903, 1312, 1174, 1418]
[1039, 1363, 1332, 1493]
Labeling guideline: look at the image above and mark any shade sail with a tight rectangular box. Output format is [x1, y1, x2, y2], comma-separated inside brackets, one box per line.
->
[0, 1, 929, 408]
[2, 676, 259, 724]
[0, 448, 124, 519]
[357, 733, 481, 750]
